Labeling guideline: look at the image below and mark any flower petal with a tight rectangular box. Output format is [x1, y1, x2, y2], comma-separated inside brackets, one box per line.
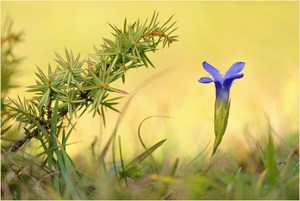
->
[223, 73, 244, 88]
[202, 61, 222, 82]
[225, 62, 245, 79]
[198, 77, 214, 83]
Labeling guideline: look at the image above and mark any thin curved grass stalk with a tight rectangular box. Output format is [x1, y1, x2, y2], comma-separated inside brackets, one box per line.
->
[97, 68, 174, 176]
[137, 115, 173, 172]
[138, 115, 173, 149]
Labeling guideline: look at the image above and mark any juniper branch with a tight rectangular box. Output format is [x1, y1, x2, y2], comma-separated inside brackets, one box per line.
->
[6, 12, 178, 152]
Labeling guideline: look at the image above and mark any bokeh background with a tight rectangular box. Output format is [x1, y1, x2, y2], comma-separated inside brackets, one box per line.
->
[2, 1, 298, 162]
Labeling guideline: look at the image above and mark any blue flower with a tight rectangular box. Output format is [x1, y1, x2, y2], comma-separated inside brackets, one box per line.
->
[198, 61, 245, 102]
[198, 61, 245, 156]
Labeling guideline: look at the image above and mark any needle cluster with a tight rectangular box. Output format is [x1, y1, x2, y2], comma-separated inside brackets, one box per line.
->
[4, 12, 178, 152]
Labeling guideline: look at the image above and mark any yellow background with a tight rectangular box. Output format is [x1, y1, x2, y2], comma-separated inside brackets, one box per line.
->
[2, 1, 299, 161]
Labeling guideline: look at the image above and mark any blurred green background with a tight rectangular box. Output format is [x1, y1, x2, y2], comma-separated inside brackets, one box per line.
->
[2, 1, 298, 162]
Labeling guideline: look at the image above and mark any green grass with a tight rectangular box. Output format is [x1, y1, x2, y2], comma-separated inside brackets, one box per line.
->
[1, 126, 298, 200]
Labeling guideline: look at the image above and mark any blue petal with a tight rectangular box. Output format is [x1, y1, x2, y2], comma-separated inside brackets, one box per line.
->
[199, 77, 214, 83]
[225, 62, 245, 79]
[202, 61, 222, 82]
[223, 73, 244, 88]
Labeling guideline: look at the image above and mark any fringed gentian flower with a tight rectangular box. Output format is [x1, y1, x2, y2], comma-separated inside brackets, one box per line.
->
[198, 61, 245, 156]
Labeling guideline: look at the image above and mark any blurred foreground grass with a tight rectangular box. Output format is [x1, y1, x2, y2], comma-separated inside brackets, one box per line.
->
[1, 129, 298, 199]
